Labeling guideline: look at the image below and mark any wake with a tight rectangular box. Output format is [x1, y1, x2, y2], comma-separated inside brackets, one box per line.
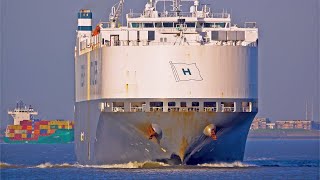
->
[197, 161, 257, 168]
[34, 161, 169, 169]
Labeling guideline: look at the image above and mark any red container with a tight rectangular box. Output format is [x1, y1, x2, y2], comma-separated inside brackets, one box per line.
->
[14, 134, 22, 139]
[33, 134, 39, 138]
[9, 129, 14, 133]
[22, 125, 28, 130]
[27, 130, 33, 134]
[20, 120, 32, 126]
[39, 121, 49, 125]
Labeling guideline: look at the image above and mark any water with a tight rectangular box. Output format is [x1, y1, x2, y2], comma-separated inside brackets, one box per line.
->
[1, 139, 319, 179]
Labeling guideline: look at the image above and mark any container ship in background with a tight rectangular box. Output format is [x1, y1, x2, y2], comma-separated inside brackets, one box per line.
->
[4, 101, 74, 144]
[75, 0, 258, 165]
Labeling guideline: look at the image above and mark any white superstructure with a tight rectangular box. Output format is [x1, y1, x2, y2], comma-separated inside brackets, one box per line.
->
[75, 0, 258, 112]
[8, 101, 38, 125]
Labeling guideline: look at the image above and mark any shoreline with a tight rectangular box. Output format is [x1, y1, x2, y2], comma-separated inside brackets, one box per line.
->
[248, 136, 320, 140]
[248, 129, 320, 140]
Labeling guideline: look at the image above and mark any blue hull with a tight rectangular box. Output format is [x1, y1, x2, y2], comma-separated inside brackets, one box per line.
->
[75, 100, 256, 165]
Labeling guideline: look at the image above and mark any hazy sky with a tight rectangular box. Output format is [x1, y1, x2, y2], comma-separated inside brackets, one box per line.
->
[0, 0, 319, 128]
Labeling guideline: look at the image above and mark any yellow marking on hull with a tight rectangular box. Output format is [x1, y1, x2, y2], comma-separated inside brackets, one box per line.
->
[87, 52, 91, 100]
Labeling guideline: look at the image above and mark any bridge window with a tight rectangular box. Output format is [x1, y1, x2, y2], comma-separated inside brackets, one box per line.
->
[131, 23, 141, 28]
[204, 23, 215, 28]
[215, 23, 226, 28]
[196, 22, 203, 28]
[155, 23, 163, 28]
[163, 22, 174, 27]
[143, 23, 154, 28]
[186, 23, 196, 28]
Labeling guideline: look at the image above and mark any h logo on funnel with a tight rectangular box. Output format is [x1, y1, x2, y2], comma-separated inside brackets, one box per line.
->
[170, 61, 203, 82]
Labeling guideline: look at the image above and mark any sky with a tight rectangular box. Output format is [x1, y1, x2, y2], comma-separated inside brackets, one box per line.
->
[0, 0, 319, 128]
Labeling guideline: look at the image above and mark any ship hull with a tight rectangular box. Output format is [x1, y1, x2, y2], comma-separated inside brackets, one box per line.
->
[75, 100, 256, 165]
[3, 129, 74, 144]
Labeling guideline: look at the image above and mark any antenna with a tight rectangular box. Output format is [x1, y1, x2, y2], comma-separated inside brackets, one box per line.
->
[305, 101, 308, 120]
[171, 0, 182, 12]
[311, 99, 314, 121]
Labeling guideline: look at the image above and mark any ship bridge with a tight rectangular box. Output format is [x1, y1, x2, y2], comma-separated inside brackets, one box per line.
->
[76, 0, 258, 54]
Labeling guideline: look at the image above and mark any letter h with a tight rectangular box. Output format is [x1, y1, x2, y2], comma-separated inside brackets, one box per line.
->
[182, 68, 192, 75]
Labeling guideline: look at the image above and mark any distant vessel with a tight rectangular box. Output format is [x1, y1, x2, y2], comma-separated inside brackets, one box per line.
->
[4, 101, 74, 144]
[74, 0, 258, 165]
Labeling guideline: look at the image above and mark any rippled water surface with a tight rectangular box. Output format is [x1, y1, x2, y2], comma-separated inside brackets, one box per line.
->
[1, 139, 319, 179]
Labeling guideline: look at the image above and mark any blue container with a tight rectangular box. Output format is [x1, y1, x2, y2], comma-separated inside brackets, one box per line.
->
[40, 130, 47, 135]
[27, 134, 32, 138]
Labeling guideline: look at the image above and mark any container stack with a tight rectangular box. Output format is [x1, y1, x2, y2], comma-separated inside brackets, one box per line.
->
[7, 120, 37, 141]
[5, 119, 75, 142]
[49, 120, 74, 130]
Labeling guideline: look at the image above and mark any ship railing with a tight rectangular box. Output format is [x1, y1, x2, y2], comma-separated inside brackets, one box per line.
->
[247, 41, 258, 47]
[150, 107, 163, 112]
[188, 107, 200, 112]
[127, 13, 143, 18]
[157, 27, 197, 34]
[222, 107, 235, 112]
[130, 107, 143, 112]
[244, 22, 257, 28]
[112, 107, 125, 112]
[113, 41, 121, 46]
[179, 107, 188, 112]
[204, 107, 217, 112]
[148, 42, 175, 46]
[210, 13, 230, 18]
[102, 40, 250, 47]
[149, 40, 205, 46]
[168, 107, 179, 112]
[101, 22, 111, 28]
[127, 12, 229, 19]
[242, 107, 251, 112]
[104, 41, 202, 47]
[158, 12, 194, 18]
[127, 12, 194, 18]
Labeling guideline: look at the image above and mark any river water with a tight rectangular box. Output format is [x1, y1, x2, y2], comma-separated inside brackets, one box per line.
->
[1, 139, 319, 179]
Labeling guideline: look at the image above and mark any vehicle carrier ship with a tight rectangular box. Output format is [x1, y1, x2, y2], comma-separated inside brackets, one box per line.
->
[4, 101, 74, 144]
[74, 0, 259, 165]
